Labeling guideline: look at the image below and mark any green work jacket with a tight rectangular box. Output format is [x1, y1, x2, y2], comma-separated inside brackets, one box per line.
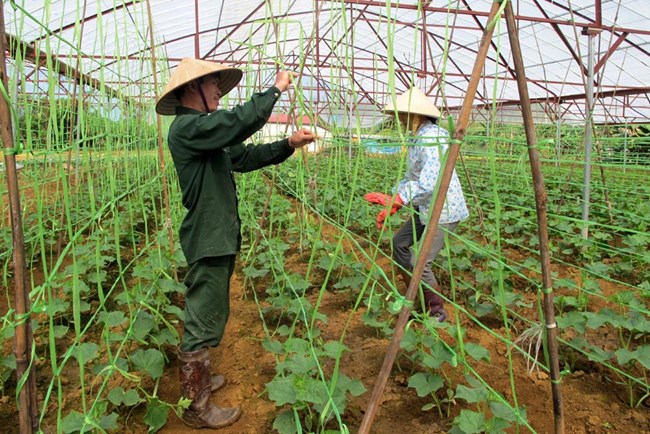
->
[167, 86, 294, 264]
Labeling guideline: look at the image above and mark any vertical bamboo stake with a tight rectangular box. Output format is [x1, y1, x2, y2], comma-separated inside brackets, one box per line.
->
[504, 2, 565, 432]
[0, 3, 38, 432]
[145, 0, 177, 280]
[358, 3, 502, 432]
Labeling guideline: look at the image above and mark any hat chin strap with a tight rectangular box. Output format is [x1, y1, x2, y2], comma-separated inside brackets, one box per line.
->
[198, 87, 211, 113]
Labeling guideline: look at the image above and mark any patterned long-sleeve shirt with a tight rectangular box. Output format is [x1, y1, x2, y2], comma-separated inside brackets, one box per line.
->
[395, 121, 469, 225]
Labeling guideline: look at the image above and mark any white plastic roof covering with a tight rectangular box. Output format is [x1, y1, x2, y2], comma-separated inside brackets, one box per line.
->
[4, 0, 650, 126]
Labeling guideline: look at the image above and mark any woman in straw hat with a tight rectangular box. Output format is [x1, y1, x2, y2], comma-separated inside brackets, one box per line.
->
[364, 87, 469, 322]
[156, 57, 315, 429]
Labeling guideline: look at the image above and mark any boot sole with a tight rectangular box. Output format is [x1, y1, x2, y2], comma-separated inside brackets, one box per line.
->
[182, 408, 241, 429]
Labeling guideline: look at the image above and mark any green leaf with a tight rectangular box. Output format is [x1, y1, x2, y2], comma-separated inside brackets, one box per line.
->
[267, 376, 297, 405]
[583, 278, 601, 293]
[163, 305, 184, 321]
[52, 325, 69, 338]
[108, 387, 142, 406]
[337, 374, 366, 397]
[276, 325, 292, 336]
[408, 372, 444, 397]
[34, 297, 69, 315]
[88, 270, 107, 284]
[323, 341, 348, 359]
[388, 299, 403, 314]
[131, 311, 155, 341]
[74, 278, 91, 294]
[317, 254, 339, 271]
[273, 410, 298, 434]
[586, 261, 610, 276]
[584, 345, 612, 363]
[553, 278, 576, 290]
[453, 409, 486, 433]
[489, 401, 526, 423]
[400, 327, 418, 352]
[590, 308, 623, 328]
[99, 412, 118, 431]
[279, 352, 318, 375]
[133, 263, 156, 280]
[287, 273, 311, 293]
[284, 338, 310, 354]
[622, 312, 650, 333]
[92, 356, 129, 376]
[295, 376, 328, 405]
[262, 339, 284, 354]
[79, 300, 91, 313]
[333, 274, 366, 290]
[455, 383, 488, 404]
[1, 353, 16, 369]
[465, 343, 491, 362]
[486, 416, 512, 434]
[130, 348, 164, 379]
[243, 265, 269, 279]
[107, 387, 126, 406]
[144, 398, 169, 433]
[99, 310, 127, 327]
[60, 411, 84, 433]
[426, 341, 456, 368]
[557, 311, 587, 334]
[151, 328, 179, 346]
[615, 345, 650, 369]
[158, 278, 186, 293]
[75, 343, 100, 365]
[474, 302, 495, 317]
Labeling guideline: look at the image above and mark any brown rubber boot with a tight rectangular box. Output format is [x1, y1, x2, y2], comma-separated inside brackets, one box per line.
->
[178, 347, 241, 429]
[178, 346, 225, 393]
[210, 375, 225, 393]
[399, 270, 446, 322]
[423, 284, 447, 322]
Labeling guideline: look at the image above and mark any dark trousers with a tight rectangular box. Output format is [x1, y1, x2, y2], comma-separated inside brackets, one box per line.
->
[392, 216, 458, 309]
[180, 255, 236, 352]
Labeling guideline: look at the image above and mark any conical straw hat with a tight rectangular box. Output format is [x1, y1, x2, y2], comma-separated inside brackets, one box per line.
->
[156, 58, 243, 115]
[383, 87, 441, 119]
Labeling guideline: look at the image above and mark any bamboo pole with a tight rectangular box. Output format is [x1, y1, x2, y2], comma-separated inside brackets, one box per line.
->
[504, 2, 565, 432]
[0, 2, 38, 432]
[358, 2, 503, 432]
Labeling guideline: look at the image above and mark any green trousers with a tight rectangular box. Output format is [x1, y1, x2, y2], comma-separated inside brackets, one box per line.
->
[180, 255, 235, 352]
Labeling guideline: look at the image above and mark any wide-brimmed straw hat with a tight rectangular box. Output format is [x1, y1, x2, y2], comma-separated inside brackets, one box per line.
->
[383, 87, 441, 119]
[155, 58, 243, 115]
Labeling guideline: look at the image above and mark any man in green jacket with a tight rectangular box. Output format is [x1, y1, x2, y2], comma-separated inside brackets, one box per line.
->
[156, 58, 315, 429]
